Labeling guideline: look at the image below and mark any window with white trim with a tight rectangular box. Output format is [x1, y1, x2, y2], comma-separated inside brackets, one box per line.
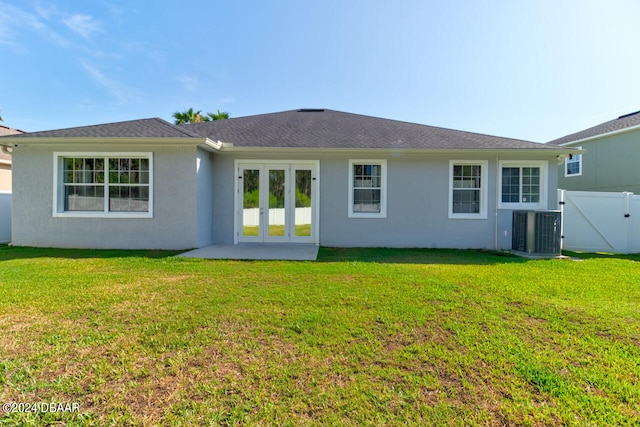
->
[54, 153, 152, 217]
[565, 149, 582, 177]
[499, 161, 547, 209]
[449, 161, 488, 219]
[348, 160, 386, 217]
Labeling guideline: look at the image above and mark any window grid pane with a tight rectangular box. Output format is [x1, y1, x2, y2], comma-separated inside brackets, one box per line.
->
[62, 156, 150, 213]
[452, 164, 482, 214]
[501, 167, 520, 203]
[64, 185, 105, 211]
[502, 166, 541, 204]
[522, 167, 540, 203]
[566, 155, 581, 175]
[353, 163, 382, 213]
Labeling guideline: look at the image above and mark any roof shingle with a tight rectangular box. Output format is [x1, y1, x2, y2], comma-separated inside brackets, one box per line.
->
[548, 111, 640, 145]
[182, 109, 555, 150]
[1, 110, 568, 152]
[1, 118, 200, 139]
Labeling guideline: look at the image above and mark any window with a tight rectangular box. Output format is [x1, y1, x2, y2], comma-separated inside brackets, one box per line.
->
[499, 161, 547, 209]
[348, 160, 386, 217]
[449, 161, 488, 219]
[565, 149, 582, 177]
[54, 153, 152, 217]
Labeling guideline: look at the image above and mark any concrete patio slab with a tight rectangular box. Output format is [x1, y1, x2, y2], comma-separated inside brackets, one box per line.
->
[177, 244, 319, 260]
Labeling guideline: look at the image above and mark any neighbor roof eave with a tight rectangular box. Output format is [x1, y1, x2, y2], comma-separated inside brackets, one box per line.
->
[555, 123, 640, 146]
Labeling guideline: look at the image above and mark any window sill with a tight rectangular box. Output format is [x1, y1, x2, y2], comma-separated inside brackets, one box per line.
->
[348, 212, 387, 219]
[53, 212, 152, 219]
[448, 213, 488, 220]
[498, 203, 545, 211]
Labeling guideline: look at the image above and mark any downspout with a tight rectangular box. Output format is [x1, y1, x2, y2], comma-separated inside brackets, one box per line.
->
[0, 145, 12, 156]
[495, 156, 500, 250]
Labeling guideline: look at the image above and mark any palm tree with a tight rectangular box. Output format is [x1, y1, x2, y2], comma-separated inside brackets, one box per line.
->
[172, 108, 207, 124]
[173, 108, 229, 124]
[206, 109, 230, 121]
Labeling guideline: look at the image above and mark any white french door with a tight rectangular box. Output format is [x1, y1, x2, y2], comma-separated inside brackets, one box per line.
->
[236, 161, 318, 244]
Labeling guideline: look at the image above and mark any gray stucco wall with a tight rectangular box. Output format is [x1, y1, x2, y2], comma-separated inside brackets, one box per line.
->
[196, 148, 215, 248]
[211, 152, 559, 250]
[12, 143, 199, 250]
[12, 144, 560, 250]
[557, 130, 640, 193]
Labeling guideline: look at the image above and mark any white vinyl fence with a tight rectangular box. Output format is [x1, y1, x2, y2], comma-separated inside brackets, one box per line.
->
[243, 207, 312, 227]
[0, 192, 11, 243]
[558, 190, 640, 253]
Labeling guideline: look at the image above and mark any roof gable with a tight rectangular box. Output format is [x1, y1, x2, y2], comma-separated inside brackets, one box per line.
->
[548, 111, 640, 145]
[182, 109, 554, 150]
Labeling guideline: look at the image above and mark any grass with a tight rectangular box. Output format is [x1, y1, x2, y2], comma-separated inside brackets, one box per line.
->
[243, 224, 311, 237]
[0, 246, 638, 426]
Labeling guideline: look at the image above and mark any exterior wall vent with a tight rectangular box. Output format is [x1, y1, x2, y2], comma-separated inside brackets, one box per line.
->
[512, 210, 562, 255]
[297, 109, 326, 113]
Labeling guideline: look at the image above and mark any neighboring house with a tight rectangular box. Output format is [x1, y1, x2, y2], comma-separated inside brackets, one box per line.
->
[0, 109, 577, 250]
[0, 124, 25, 192]
[549, 111, 640, 193]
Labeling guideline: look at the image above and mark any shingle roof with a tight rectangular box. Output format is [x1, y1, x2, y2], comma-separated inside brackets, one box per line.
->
[0, 125, 23, 162]
[183, 109, 556, 150]
[1, 110, 567, 152]
[548, 111, 640, 145]
[1, 118, 200, 139]
[0, 124, 25, 136]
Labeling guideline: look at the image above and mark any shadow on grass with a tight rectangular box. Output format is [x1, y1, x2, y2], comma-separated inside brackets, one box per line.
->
[8, 245, 630, 266]
[316, 247, 529, 265]
[563, 250, 640, 262]
[0, 245, 183, 262]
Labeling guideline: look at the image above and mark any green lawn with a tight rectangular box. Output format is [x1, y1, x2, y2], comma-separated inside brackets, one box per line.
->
[243, 223, 311, 237]
[0, 246, 639, 426]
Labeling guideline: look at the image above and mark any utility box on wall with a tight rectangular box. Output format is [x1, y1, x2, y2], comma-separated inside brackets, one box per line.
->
[512, 210, 562, 256]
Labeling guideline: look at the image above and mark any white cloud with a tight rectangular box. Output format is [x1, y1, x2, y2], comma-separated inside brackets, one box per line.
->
[81, 61, 139, 104]
[63, 14, 100, 38]
[0, 2, 70, 50]
[176, 75, 199, 91]
[0, 3, 39, 48]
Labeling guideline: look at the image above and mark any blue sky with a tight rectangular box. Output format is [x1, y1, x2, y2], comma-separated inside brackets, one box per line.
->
[1, 0, 640, 142]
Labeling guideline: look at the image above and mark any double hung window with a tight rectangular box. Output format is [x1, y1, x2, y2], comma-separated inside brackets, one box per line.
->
[565, 149, 582, 177]
[449, 161, 488, 219]
[54, 153, 152, 217]
[348, 160, 386, 217]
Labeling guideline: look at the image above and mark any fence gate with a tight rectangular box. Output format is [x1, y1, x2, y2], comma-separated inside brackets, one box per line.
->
[558, 190, 639, 253]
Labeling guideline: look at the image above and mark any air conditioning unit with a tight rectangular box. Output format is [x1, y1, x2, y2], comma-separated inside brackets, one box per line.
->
[512, 210, 562, 255]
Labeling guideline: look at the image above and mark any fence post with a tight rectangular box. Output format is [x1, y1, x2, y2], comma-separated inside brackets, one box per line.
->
[558, 189, 565, 251]
[624, 192, 633, 253]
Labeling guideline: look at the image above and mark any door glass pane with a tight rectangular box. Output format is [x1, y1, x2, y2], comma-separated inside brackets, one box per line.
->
[295, 169, 312, 236]
[243, 169, 260, 237]
[268, 169, 285, 236]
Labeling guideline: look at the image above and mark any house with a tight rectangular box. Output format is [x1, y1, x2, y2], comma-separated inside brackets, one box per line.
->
[0, 124, 24, 192]
[549, 110, 640, 193]
[0, 109, 578, 250]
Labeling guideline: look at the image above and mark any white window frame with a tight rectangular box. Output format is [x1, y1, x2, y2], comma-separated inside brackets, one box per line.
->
[53, 152, 153, 218]
[448, 160, 488, 219]
[499, 160, 547, 210]
[348, 159, 387, 218]
[565, 148, 582, 177]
